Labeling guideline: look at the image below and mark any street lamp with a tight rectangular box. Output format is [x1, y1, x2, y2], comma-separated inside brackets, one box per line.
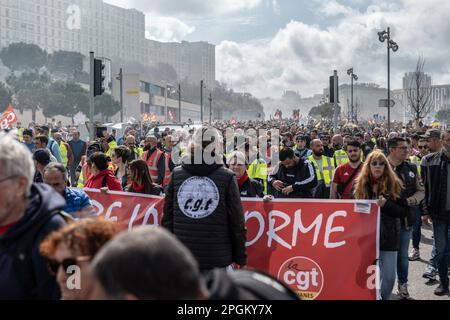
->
[378, 27, 399, 131]
[115, 68, 123, 122]
[347, 68, 358, 123]
[178, 83, 181, 123]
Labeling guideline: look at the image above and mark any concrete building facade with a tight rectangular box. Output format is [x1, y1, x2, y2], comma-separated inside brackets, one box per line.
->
[0, 0, 215, 87]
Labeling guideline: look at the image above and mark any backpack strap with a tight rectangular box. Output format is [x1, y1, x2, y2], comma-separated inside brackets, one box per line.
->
[338, 162, 362, 197]
[102, 175, 108, 188]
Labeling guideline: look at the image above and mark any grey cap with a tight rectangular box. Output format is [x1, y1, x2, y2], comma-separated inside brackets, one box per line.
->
[424, 129, 441, 139]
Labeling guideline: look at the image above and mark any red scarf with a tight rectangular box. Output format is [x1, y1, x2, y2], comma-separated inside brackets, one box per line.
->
[238, 171, 249, 187]
[370, 176, 380, 186]
[0, 221, 17, 236]
[132, 182, 145, 193]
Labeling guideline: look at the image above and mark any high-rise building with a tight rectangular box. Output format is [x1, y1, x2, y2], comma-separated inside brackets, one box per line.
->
[146, 40, 215, 88]
[0, 0, 215, 86]
[393, 73, 450, 121]
[402, 71, 432, 89]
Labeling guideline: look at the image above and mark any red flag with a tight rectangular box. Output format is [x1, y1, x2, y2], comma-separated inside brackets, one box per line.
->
[151, 113, 157, 122]
[142, 113, 150, 122]
[1, 103, 18, 129]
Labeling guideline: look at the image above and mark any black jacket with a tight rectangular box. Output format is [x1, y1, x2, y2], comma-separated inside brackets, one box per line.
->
[207, 268, 299, 300]
[239, 178, 264, 198]
[0, 184, 67, 299]
[364, 182, 408, 251]
[421, 151, 450, 222]
[392, 161, 422, 228]
[268, 158, 317, 198]
[162, 160, 247, 270]
[362, 141, 375, 158]
[323, 146, 335, 158]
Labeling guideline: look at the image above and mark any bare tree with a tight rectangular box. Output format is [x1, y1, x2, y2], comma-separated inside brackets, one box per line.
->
[406, 56, 433, 127]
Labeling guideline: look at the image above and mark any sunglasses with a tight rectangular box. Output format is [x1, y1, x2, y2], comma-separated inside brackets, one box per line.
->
[47, 256, 91, 275]
[370, 161, 386, 167]
[418, 146, 428, 149]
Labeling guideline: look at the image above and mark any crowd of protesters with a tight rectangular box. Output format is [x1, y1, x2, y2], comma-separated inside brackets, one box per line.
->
[0, 116, 449, 300]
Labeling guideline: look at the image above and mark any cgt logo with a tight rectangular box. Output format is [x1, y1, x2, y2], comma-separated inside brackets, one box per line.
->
[277, 256, 324, 300]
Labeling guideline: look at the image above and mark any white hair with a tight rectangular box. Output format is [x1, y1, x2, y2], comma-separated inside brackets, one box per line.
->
[187, 127, 224, 164]
[0, 132, 35, 192]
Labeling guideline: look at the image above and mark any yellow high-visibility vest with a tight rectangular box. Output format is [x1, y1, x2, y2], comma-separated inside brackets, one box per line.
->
[18, 127, 24, 142]
[409, 155, 421, 176]
[59, 142, 68, 167]
[334, 149, 349, 166]
[106, 140, 118, 157]
[309, 155, 335, 186]
[248, 158, 268, 194]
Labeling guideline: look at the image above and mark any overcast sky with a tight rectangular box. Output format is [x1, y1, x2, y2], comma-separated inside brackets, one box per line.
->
[104, 0, 450, 99]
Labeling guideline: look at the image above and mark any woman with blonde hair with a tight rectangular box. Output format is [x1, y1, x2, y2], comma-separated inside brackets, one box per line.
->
[353, 150, 407, 300]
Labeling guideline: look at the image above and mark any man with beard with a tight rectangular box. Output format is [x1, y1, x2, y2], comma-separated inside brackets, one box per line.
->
[330, 140, 363, 199]
[308, 139, 335, 199]
[268, 148, 317, 198]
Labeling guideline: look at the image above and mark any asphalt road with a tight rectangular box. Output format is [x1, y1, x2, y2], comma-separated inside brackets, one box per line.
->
[392, 222, 450, 300]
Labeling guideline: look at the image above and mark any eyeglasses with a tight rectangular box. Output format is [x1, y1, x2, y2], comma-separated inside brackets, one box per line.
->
[0, 175, 20, 184]
[370, 161, 386, 167]
[47, 256, 91, 275]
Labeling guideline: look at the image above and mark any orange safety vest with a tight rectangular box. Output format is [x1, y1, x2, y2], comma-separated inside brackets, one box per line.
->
[143, 149, 164, 184]
[163, 152, 172, 187]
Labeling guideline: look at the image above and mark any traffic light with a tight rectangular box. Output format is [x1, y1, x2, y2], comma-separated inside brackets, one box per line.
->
[94, 58, 105, 97]
[329, 75, 339, 103]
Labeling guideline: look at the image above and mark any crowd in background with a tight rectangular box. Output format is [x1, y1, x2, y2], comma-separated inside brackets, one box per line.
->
[0, 117, 449, 300]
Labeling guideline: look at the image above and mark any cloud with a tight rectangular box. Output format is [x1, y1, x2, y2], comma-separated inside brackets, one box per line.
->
[318, 0, 355, 17]
[217, 0, 450, 99]
[272, 0, 281, 15]
[145, 16, 196, 42]
[104, 0, 263, 16]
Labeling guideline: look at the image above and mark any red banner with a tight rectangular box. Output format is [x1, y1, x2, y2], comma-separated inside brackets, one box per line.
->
[1, 104, 17, 129]
[85, 189, 379, 300]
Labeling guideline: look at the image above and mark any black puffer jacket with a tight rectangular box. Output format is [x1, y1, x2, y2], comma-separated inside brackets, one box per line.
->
[421, 151, 450, 222]
[162, 160, 247, 270]
[207, 268, 299, 300]
[239, 177, 264, 198]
